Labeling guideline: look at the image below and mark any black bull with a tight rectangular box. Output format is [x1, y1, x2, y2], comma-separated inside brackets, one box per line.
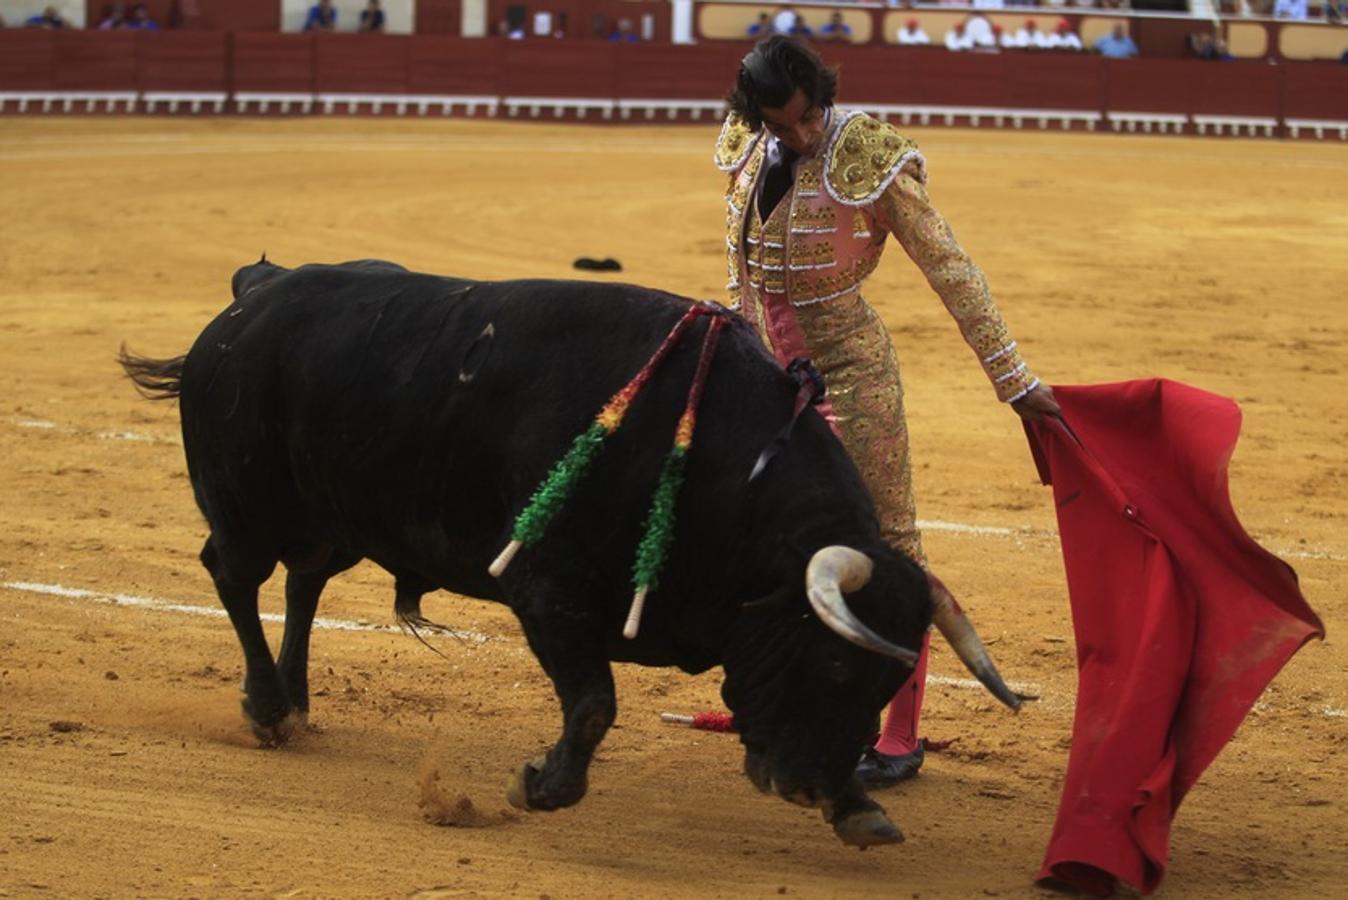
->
[121, 259, 1010, 848]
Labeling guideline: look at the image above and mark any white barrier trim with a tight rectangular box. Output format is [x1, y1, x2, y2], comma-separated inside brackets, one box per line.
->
[502, 95, 614, 119]
[1285, 118, 1348, 140]
[1192, 113, 1279, 138]
[142, 91, 229, 114]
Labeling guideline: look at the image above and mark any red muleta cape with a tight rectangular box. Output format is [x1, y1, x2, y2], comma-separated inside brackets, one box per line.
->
[1025, 380, 1324, 897]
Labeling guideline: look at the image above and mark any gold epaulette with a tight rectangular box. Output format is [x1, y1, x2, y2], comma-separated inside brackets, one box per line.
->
[824, 112, 925, 206]
[714, 113, 758, 173]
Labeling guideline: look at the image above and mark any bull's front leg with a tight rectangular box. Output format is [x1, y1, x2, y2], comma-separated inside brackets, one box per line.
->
[505, 585, 616, 812]
[823, 777, 905, 849]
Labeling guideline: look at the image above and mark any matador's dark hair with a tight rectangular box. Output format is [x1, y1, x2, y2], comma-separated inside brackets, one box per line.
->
[725, 36, 839, 131]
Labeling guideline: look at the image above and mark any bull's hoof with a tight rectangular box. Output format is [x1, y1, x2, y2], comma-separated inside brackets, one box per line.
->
[505, 755, 547, 811]
[831, 809, 905, 849]
[247, 708, 304, 747]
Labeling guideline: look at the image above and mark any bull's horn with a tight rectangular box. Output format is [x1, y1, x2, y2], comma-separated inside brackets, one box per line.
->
[805, 546, 920, 667]
[929, 583, 1022, 712]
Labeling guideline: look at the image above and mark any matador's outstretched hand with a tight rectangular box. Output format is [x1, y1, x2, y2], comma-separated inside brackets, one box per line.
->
[1011, 383, 1062, 422]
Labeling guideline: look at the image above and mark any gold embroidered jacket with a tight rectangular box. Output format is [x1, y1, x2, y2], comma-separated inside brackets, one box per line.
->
[715, 109, 1039, 404]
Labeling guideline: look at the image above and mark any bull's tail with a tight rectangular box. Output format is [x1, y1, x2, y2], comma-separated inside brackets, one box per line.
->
[118, 344, 185, 400]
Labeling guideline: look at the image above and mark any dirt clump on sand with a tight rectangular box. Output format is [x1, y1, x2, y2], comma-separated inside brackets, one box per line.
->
[418, 765, 519, 829]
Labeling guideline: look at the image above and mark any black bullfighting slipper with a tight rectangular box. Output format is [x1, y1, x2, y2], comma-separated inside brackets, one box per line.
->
[855, 743, 924, 788]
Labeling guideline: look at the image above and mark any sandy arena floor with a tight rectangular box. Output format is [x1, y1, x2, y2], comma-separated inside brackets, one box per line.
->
[0, 117, 1344, 898]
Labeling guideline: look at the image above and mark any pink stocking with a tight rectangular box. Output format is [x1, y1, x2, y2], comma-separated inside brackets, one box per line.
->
[873, 628, 931, 756]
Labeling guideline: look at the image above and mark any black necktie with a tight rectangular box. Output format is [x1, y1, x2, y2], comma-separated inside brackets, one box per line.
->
[757, 143, 799, 220]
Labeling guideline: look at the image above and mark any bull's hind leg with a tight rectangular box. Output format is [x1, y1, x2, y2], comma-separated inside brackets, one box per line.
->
[277, 550, 360, 723]
[505, 582, 616, 812]
[200, 536, 293, 744]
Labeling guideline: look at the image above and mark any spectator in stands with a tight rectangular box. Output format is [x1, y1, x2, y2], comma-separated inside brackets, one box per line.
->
[818, 11, 854, 42]
[1049, 19, 1083, 50]
[98, 2, 127, 28]
[1093, 23, 1138, 57]
[125, 4, 159, 29]
[993, 23, 1015, 49]
[304, 0, 338, 32]
[25, 6, 70, 28]
[359, 0, 385, 33]
[608, 17, 639, 42]
[1188, 29, 1233, 59]
[963, 13, 998, 49]
[747, 12, 772, 38]
[1272, 0, 1310, 17]
[1012, 19, 1051, 49]
[896, 18, 931, 45]
[944, 18, 973, 51]
[495, 18, 524, 38]
[1325, 0, 1345, 22]
[774, 7, 811, 39]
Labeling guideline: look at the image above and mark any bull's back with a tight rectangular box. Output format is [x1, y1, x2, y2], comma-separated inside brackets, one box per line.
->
[178, 262, 739, 595]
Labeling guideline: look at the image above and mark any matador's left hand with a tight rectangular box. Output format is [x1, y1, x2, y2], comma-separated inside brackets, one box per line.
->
[1011, 383, 1061, 422]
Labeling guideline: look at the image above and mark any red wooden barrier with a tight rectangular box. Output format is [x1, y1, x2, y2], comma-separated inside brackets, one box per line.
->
[1102, 58, 1191, 114]
[1281, 62, 1348, 119]
[407, 36, 503, 94]
[498, 40, 617, 96]
[0, 30, 56, 90]
[910, 52, 1008, 108]
[1001, 53, 1103, 111]
[1103, 58, 1283, 118]
[613, 42, 740, 99]
[233, 33, 316, 92]
[137, 31, 229, 91]
[53, 30, 139, 90]
[817, 46, 929, 105]
[1182, 60, 1281, 118]
[315, 34, 410, 93]
[0, 29, 1342, 131]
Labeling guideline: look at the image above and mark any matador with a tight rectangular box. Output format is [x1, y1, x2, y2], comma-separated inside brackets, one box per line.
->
[716, 36, 1060, 786]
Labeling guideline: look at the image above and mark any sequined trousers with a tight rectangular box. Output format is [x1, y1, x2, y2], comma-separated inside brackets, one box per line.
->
[746, 287, 927, 569]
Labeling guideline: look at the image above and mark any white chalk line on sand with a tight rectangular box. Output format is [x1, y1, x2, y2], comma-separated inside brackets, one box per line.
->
[0, 580, 490, 645]
[12, 417, 180, 446]
[927, 674, 1043, 699]
[6, 578, 1344, 722]
[10, 415, 1347, 562]
[6, 578, 1022, 694]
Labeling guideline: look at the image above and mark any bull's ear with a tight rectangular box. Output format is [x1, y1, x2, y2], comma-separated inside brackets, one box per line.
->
[741, 585, 796, 612]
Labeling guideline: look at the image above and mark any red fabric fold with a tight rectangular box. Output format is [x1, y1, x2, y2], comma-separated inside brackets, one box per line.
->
[1026, 380, 1324, 896]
